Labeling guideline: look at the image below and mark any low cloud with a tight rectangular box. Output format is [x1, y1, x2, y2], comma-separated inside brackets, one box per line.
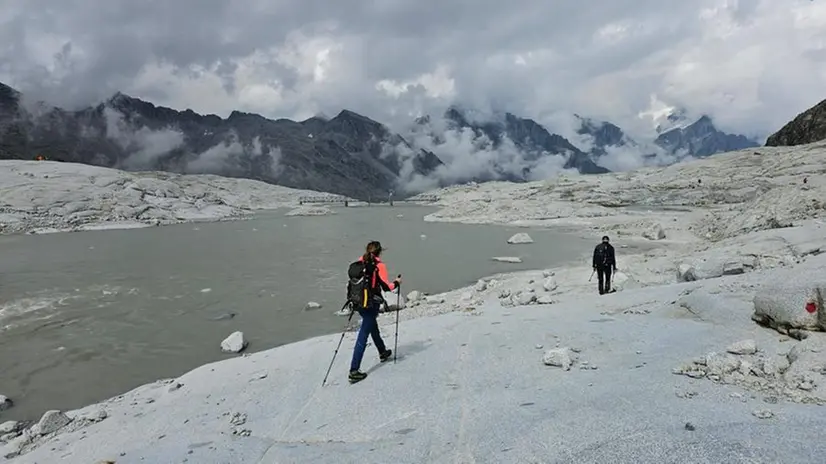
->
[96, 107, 283, 178]
[104, 107, 185, 169]
[185, 133, 283, 179]
[393, 113, 577, 194]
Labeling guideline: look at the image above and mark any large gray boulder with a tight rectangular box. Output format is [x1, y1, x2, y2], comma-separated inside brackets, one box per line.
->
[676, 255, 757, 282]
[752, 283, 825, 333]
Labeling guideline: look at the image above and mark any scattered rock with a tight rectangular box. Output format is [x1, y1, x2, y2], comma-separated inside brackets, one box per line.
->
[37, 410, 71, 435]
[220, 331, 248, 353]
[334, 307, 351, 316]
[492, 256, 522, 263]
[232, 428, 252, 437]
[383, 291, 406, 310]
[536, 295, 556, 305]
[722, 262, 745, 275]
[726, 339, 758, 355]
[474, 280, 488, 292]
[0, 421, 19, 434]
[168, 382, 183, 392]
[304, 301, 322, 310]
[705, 352, 741, 376]
[542, 270, 555, 278]
[0, 395, 12, 412]
[642, 223, 666, 240]
[676, 263, 696, 282]
[406, 290, 422, 302]
[229, 412, 247, 426]
[506, 233, 533, 244]
[515, 291, 537, 306]
[684, 422, 696, 431]
[752, 409, 774, 419]
[675, 336, 826, 405]
[542, 277, 558, 292]
[542, 347, 577, 370]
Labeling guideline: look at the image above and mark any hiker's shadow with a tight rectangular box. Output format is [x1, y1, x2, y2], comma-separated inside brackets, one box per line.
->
[366, 340, 431, 374]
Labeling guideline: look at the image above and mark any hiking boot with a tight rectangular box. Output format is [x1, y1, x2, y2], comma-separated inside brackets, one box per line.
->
[348, 370, 367, 384]
[379, 349, 392, 362]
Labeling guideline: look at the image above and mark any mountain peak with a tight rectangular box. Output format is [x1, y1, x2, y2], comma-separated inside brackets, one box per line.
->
[655, 115, 758, 157]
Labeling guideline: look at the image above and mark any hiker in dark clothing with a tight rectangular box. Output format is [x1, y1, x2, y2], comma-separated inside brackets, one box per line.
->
[592, 235, 617, 295]
[348, 241, 401, 384]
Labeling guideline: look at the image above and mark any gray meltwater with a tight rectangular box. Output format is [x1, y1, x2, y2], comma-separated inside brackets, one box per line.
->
[0, 206, 593, 421]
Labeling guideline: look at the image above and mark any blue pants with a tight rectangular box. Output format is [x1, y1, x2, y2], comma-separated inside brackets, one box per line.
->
[349, 302, 387, 372]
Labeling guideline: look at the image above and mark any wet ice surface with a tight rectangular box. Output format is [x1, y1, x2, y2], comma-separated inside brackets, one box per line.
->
[4, 263, 826, 463]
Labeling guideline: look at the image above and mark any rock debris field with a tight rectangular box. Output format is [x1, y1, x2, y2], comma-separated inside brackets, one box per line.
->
[2, 143, 826, 463]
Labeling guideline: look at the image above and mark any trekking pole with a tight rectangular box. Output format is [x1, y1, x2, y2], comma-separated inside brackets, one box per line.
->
[321, 302, 355, 387]
[394, 279, 401, 363]
[589, 269, 595, 282]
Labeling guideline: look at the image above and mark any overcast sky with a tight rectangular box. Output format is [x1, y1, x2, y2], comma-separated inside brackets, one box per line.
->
[2, 0, 825, 140]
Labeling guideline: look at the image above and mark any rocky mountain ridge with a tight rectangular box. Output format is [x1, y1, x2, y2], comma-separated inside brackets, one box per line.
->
[765, 97, 826, 147]
[1, 81, 763, 198]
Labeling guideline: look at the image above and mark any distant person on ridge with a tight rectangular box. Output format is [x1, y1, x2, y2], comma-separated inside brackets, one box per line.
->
[346, 240, 400, 384]
[592, 235, 617, 295]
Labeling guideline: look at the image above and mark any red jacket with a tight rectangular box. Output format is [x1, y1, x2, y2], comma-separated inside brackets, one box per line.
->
[358, 255, 395, 291]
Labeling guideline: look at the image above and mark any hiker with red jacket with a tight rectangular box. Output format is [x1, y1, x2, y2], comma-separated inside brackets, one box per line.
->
[593, 235, 617, 295]
[347, 241, 401, 384]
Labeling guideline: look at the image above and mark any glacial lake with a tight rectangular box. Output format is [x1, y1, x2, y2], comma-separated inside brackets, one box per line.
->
[0, 205, 596, 421]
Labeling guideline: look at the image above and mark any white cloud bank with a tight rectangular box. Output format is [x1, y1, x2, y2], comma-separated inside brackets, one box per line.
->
[1, 0, 824, 139]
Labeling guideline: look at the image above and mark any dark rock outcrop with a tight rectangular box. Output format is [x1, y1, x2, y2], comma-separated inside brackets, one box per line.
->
[575, 116, 633, 158]
[765, 98, 826, 147]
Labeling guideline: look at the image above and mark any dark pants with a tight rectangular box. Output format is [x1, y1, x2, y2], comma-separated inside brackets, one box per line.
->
[597, 266, 613, 294]
[350, 302, 387, 372]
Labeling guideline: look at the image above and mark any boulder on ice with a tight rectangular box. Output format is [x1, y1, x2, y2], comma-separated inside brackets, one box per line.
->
[0, 395, 12, 412]
[752, 282, 825, 333]
[542, 347, 578, 370]
[507, 233, 533, 244]
[726, 339, 758, 355]
[221, 331, 248, 353]
[675, 255, 757, 282]
[642, 223, 666, 240]
[382, 290, 406, 311]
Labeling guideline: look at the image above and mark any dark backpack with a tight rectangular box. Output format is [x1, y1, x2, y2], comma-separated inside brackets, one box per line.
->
[347, 258, 378, 309]
[594, 244, 609, 266]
